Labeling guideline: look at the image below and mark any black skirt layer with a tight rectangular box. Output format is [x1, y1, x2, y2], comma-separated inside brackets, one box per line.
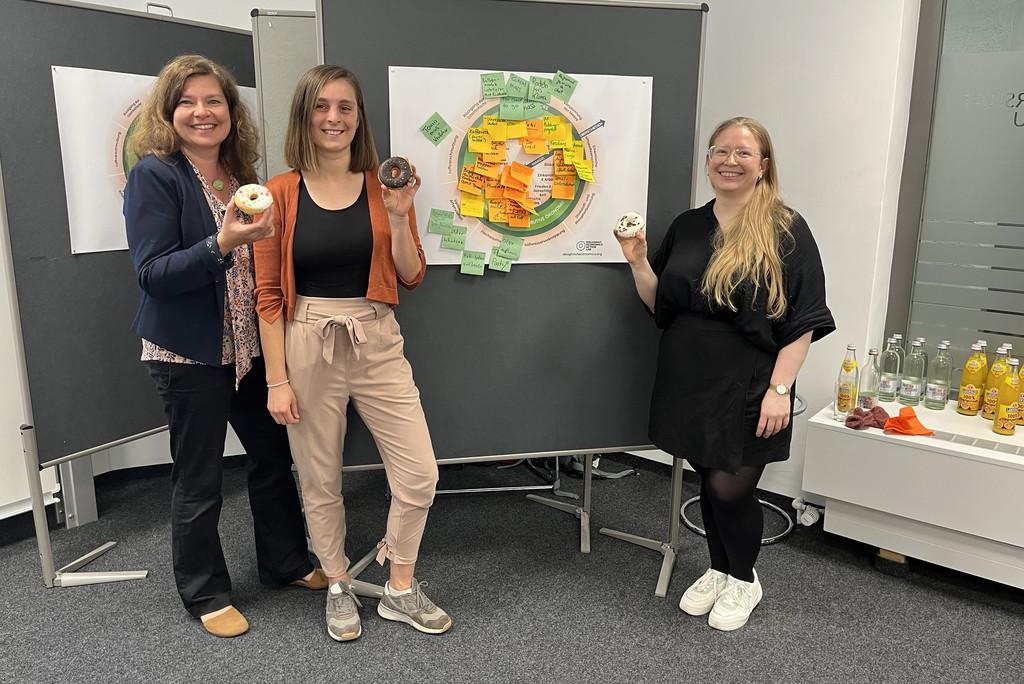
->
[649, 315, 794, 471]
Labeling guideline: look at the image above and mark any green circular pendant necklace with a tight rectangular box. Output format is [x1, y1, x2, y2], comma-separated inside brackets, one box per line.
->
[212, 179, 225, 191]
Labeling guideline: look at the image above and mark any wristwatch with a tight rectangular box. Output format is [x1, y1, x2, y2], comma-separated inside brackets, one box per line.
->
[770, 383, 790, 396]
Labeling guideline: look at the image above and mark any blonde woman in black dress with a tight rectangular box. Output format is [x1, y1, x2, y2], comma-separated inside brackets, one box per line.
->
[617, 117, 834, 631]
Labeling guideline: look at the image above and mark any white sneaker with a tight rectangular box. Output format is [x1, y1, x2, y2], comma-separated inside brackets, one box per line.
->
[678, 568, 729, 616]
[708, 569, 763, 631]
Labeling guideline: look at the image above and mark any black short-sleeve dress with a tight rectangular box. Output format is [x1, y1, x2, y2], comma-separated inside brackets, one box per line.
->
[648, 199, 835, 471]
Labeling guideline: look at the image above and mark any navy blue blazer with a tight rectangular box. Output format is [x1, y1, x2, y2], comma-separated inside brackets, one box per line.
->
[124, 152, 233, 366]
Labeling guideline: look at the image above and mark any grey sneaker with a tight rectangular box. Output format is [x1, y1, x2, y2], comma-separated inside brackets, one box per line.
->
[376, 579, 452, 634]
[326, 581, 362, 641]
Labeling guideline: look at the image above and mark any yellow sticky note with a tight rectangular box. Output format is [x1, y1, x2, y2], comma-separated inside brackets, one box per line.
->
[473, 158, 502, 179]
[543, 116, 565, 138]
[573, 158, 595, 182]
[460, 190, 485, 218]
[509, 161, 533, 186]
[482, 115, 499, 127]
[507, 202, 531, 228]
[488, 199, 508, 223]
[561, 145, 576, 164]
[521, 137, 548, 155]
[483, 119, 508, 141]
[525, 119, 545, 139]
[482, 140, 506, 163]
[572, 140, 584, 158]
[504, 121, 528, 139]
[552, 149, 576, 176]
[468, 128, 492, 154]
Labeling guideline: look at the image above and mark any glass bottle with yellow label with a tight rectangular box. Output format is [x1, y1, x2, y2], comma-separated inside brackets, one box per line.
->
[956, 343, 986, 416]
[981, 346, 1009, 420]
[834, 344, 859, 422]
[992, 359, 1020, 436]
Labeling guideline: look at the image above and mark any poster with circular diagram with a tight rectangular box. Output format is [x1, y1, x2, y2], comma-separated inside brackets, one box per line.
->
[388, 66, 652, 266]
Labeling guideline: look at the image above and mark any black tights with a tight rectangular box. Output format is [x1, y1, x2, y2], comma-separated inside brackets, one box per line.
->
[690, 463, 765, 583]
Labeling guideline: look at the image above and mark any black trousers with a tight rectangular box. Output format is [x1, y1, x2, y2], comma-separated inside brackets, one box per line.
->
[147, 356, 312, 618]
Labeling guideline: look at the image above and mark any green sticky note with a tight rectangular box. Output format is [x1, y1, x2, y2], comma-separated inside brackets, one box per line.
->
[489, 247, 512, 272]
[427, 208, 455, 235]
[440, 225, 467, 251]
[499, 97, 525, 120]
[527, 76, 552, 104]
[522, 101, 544, 120]
[506, 73, 528, 99]
[552, 70, 579, 102]
[480, 72, 506, 98]
[419, 112, 452, 146]
[460, 250, 486, 276]
[497, 235, 524, 261]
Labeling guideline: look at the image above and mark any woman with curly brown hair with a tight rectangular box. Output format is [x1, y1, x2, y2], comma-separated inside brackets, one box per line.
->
[124, 54, 326, 638]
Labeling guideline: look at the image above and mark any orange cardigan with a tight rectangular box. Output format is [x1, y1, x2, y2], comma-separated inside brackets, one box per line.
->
[253, 169, 426, 323]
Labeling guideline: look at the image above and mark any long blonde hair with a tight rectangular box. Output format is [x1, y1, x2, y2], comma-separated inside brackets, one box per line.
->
[700, 116, 793, 319]
[132, 54, 260, 184]
[284, 65, 379, 174]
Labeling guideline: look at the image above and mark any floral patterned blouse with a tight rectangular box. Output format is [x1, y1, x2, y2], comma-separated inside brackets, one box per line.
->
[141, 161, 261, 388]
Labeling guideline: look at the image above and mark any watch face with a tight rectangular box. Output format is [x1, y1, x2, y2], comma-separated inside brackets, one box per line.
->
[775, 384, 788, 395]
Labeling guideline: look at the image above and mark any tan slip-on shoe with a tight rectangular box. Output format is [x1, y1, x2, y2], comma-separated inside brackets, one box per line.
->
[201, 606, 249, 638]
[290, 568, 329, 590]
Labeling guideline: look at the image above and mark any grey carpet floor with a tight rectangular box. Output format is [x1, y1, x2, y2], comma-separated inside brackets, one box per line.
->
[1, 455, 1022, 683]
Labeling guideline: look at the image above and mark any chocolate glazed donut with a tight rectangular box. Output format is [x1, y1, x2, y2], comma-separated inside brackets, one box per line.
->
[378, 156, 412, 188]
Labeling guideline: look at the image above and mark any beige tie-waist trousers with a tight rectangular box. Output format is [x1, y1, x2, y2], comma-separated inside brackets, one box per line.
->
[285, 295, 438, 578]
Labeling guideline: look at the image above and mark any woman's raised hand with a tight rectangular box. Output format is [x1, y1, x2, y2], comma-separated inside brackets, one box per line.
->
[615, 228, 648, 267]
[381, 161, 421, 218]
[217, 201, 275, 255]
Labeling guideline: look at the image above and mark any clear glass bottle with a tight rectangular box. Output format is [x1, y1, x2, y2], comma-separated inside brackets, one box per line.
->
[915, 337, 929, 377]
[892, 333, 906, 369]
[978, 339, 989, 367]
[858, 348, 880, 410]
[1004, 343, 1016, 364]
[834, 344, 859, 422]
[899, 340, 925, 406]
[924, 343, 952, 410]
[878, 337, 901, 402]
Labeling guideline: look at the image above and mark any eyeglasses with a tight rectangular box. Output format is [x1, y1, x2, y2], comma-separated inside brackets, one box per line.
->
[707, 146, 761, 161]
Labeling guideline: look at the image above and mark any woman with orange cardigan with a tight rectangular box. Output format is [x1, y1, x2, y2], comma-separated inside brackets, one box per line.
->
[253, 65, 450, 642]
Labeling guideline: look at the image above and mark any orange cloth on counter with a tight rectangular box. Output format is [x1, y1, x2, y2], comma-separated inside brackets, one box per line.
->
[883, 406, 934, 436]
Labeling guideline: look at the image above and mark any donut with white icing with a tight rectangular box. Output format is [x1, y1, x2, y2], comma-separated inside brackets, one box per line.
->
[233, 184, 273, 216]
[614, 212, 646, 238]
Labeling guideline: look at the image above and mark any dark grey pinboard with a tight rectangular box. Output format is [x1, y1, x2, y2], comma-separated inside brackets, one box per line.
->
[0, 0, 255, 461]
[321, 1, 706, 464]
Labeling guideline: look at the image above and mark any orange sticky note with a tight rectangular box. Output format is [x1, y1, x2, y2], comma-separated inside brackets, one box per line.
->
[482, 140, 506, 163]
[488, 199, 508, 223]
[508, 161, 534, 186]
[484, 177, 505, 199]
[501, 186, 528, 203]
[460, 190, 485, 218]
[514, 196, 537, 215]
[467, 128, 491, 154]
[551, 180, 575, 200]
[457, 167, 487, 195]
[473, 158, 502, 179]
[499, 165, 527, 191]
[483, 119, 508, 141]
[504, 121, 528, 139]
[521, 137, 548, 155]
[525, 119, 545, 139]
[507, 202, 531, 228]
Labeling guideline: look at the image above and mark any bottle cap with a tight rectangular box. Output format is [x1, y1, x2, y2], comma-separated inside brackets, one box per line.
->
[869, 348, 878, 355]
[971, 343, 982, 351]
[1009, 358, 1020, 367]
[937, 343, 948, 350]
[846, 344, 856, 351]
[911, 340, 922, 347]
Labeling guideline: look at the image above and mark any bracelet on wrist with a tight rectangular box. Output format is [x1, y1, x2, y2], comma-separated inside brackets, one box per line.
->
[267, 379, 290, 388]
